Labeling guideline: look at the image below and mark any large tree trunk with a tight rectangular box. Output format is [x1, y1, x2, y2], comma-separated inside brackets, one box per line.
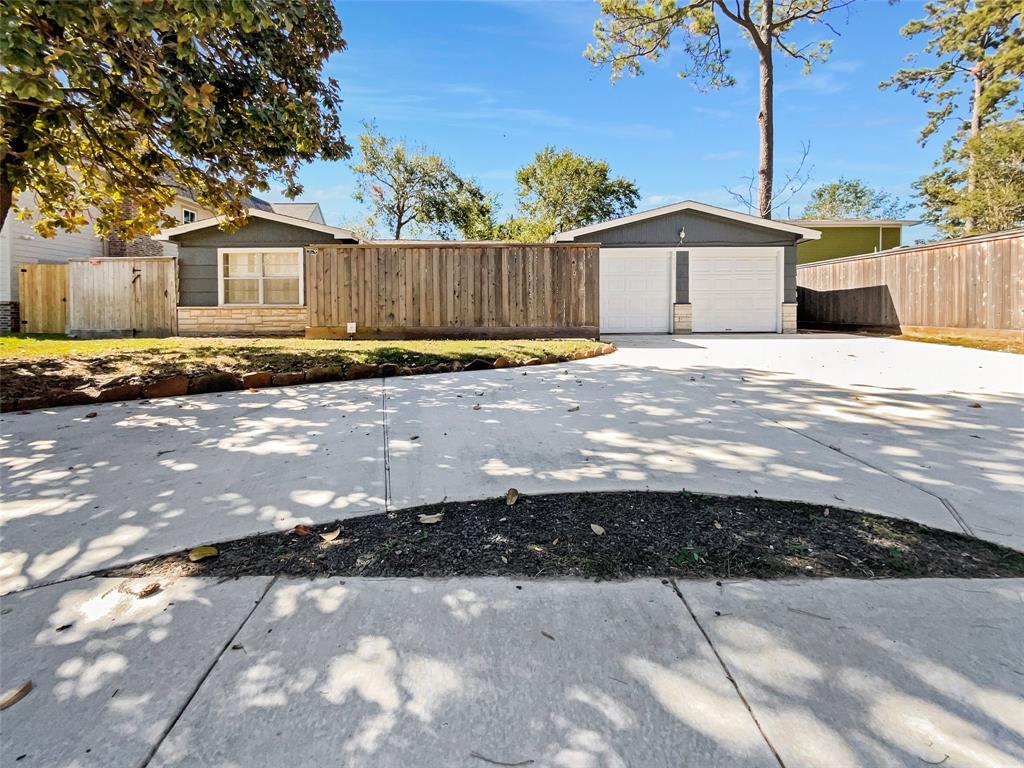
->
[965, 70, 982, 233]
[756, 8, 774, 219]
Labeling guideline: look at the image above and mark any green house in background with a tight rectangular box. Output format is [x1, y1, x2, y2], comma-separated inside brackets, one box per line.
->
[783, 219, 920, 264]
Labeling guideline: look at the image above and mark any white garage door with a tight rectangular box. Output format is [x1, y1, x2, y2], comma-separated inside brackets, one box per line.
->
[690, 248, 779, 332]
[599, 250, 672, 333]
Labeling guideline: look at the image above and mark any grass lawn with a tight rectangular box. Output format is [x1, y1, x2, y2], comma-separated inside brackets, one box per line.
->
[895, 332, 1023, 355]
[0, 334, 608, 403]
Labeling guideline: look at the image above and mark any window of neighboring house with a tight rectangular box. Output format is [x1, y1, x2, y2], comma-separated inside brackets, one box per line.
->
[182, 208, 197, 224]
[218, 249, 303, 306]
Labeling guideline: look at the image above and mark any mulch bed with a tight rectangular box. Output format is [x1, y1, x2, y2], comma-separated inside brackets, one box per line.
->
[102, 491, 1024, 581]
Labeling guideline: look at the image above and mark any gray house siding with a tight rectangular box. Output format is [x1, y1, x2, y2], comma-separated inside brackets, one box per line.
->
[170, 218, 356, 306]
[565, 210, 800, 304]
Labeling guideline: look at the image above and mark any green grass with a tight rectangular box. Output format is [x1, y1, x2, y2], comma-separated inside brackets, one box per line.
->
[0, 334, 607, 401]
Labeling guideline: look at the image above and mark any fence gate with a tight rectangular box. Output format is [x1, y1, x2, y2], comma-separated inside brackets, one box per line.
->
[18, 264, 69, 333]
[67, 257, 178, 337]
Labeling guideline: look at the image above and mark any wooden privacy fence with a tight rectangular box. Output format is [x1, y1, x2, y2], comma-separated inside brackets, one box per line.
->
[304, 243, 599, 339]
[18, 264, 68, 333]
[67, 257, 178, 337]
[797, 228, 1023, 334]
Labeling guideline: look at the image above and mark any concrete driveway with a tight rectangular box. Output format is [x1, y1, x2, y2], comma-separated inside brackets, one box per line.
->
[2, 333, 1022, 592]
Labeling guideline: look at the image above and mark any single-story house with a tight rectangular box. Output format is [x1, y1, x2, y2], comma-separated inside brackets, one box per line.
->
[156, 206, 359, 336]
[553, 200, 821, 334]
[783, 218, 919, 264]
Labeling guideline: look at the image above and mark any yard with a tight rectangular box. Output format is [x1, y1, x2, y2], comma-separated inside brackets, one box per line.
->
[0, 334, 609, 407]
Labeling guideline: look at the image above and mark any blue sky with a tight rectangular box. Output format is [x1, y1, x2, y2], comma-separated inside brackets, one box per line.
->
[285, 1, 945, 236]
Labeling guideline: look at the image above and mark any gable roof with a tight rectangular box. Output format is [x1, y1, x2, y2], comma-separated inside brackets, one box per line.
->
[553, 200, 822, 242]
[269, 202, 325, 224]
[782, 218, 920, 228]
[156, 207, 358, 241]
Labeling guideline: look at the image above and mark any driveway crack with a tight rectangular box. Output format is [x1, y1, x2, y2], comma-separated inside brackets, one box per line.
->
[380, 377, 392, 513]
[770, 420, 975, 537]
[667, 579, 786, 768]
[139, 575, 278, 768]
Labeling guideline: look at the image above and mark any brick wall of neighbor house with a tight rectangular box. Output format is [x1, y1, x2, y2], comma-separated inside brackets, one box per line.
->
[0, 301, 19, 333]
[106, 233, 166, 259]
[176, 306, 308, 336]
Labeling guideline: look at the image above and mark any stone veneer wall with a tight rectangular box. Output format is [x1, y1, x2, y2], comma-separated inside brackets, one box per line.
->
[782, 302, 797, 334]
[672, 303, 692, 334]
[177, 306, 308, 337]
[0, 301, 19, 333]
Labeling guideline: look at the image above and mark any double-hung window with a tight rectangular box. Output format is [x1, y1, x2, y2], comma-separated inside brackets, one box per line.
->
[182, 208, 197, 224]
[218, 248, 303, 306]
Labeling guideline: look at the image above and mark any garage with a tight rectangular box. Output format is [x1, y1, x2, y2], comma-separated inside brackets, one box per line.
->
[599, 250, 672, 333]
[689, 248, 779, 332]
[554, 200, 820, 334]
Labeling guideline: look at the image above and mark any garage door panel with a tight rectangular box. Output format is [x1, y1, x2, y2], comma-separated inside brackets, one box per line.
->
[599, 250, 671, 333]
[690, 249, 779, 333]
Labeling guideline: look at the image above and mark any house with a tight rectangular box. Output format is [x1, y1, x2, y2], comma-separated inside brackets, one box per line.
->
[156, 206, 359, 336]
[0, 189, 331, 332]
[553, 200, 821, 334]
[0, 189, 218, 332]
[783, 218, 919, 264]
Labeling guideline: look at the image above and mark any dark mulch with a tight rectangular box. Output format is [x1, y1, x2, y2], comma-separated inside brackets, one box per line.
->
[101, 491, 1024, 581]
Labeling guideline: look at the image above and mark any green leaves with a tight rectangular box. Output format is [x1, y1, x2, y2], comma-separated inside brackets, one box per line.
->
[1, 0, 351, 240]
[802, 178, 912, 219]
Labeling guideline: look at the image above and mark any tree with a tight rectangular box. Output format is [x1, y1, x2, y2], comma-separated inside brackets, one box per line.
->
[502, 147, 639, 240]
[586, 0, 854, 219]
[916, 121, 1024, 236]
[351, 124, 492, 239]
[881, 0, 1021, 232]
[802, 178, 911, 219]
[0, 1, 350, 238]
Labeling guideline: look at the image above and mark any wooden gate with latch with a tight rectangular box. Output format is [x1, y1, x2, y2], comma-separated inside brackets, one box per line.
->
[67, 256, 178, 337]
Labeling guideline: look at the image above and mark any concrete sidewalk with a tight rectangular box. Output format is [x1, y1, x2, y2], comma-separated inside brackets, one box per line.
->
[2, 576, 1021, 767]
[2, 334, 1021, 593]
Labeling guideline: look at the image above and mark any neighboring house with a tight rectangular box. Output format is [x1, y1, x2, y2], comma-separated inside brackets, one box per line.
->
[156, 207, 358, 336]
[783, 219, 919, 264]
[0, 190, 329, 332]
[553, 200, 821, 334]
[0, 189, 217, 331]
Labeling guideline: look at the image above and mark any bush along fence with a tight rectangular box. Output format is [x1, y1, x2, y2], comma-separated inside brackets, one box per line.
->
[797, 228, 1023, 338]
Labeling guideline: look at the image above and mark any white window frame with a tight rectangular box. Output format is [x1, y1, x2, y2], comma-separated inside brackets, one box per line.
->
[182, 208, 198, 224]
[217, 247, 305, 307]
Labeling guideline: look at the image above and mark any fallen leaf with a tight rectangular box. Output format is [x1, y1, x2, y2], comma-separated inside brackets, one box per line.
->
[134, 582, 161, 598]
[55, 623, 73, 632]
[293, 524, 312, 536]
[541, 630, 555, 641]
[410, 435, 419, 441]
[188, 545, 218, 562]
[506, 488, 519, 506]
[320, 528, 341, 542]
[567, 405, 580, 412]
[591, 523, 605, 536]
[968, 402, 982, 408]
[713, 521, 722, 530]
[418, 512, 444, 524]
[0, 681, 32, 710]
[84, 412, 97, 419]
[248, 387, 258, 393]
[472, 404, 481, 411]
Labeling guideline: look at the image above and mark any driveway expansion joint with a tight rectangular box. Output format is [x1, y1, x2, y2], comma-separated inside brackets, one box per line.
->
[668, 578, 787, 768]
[380, 377, 392, 513]
[139, 575, 279, 768]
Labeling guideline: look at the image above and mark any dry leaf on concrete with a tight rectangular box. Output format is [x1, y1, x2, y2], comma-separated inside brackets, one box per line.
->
[506, 488, 520, 506]
[418, 513, 444, 524]
[320, 528, 341, 542]
[293, 524, 312, 536]
[0, 681, 32, 711]
[590, 523, 605, 536]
